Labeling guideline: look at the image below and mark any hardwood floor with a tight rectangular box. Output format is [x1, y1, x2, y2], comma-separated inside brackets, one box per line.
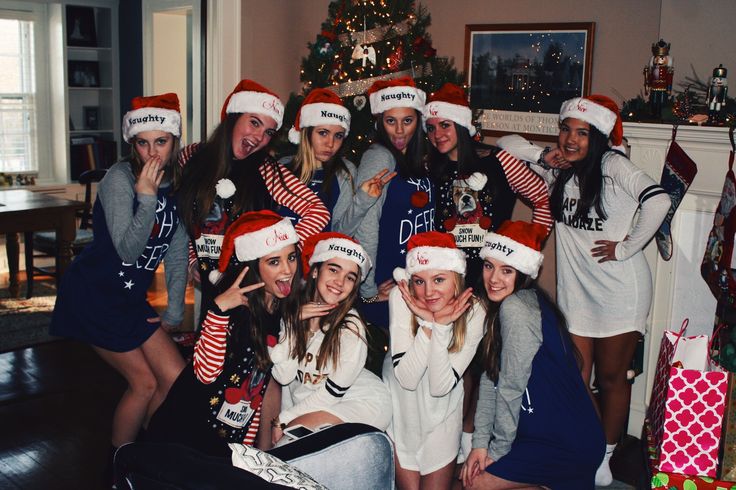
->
[0, 272, 194, 489]
[0, 341, 125, 489]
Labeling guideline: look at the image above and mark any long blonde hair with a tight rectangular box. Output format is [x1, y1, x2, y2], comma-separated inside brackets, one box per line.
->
[291, 127, 321, 184]
[409, 271, 472, 353]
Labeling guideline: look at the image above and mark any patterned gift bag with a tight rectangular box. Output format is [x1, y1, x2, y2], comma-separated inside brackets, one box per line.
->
[658, 365, 729, 476]
[648, 319, 702, 450]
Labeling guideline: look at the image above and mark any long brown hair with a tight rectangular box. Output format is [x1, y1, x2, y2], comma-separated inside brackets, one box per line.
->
[178, 114, 297, 235]
[283, 262, 366, 372]
[408, 271, 472, 353]
[477, 266, 579, 383]
[215, 245, 303, 371]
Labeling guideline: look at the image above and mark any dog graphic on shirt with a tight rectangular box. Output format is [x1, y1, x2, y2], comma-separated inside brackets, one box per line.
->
[452, 179, 483, 224]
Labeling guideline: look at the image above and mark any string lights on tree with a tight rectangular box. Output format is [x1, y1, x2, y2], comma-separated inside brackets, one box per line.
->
[276, 0, 464, 159]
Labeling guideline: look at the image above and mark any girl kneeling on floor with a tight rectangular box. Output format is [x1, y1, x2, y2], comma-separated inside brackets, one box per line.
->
[461, 221, 604, 489]
[384, 231, 485, 489]
[270, 232, 391, 445]
[146, 210, 302, 456]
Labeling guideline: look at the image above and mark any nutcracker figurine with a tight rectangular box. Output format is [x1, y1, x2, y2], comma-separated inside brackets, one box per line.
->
[643, 39, 674, 118]
[707, 64, 728, 125]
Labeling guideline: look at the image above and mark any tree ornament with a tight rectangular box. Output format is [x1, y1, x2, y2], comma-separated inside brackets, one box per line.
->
[351, 42, 376, 67]
[316, 40, 334, 59]
[353, 95, 367, 111]
[387, 43, 404, 71]
[350, 15, 376, 68]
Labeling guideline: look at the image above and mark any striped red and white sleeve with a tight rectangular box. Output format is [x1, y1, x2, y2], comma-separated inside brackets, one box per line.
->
[259, 162, 330, 244]
[242, 407, 260, 446]
[193, 310, 229, 384]
[178, 142, 201, 167]
[496, 149, 554, 233]
[187, 240, 197, 269]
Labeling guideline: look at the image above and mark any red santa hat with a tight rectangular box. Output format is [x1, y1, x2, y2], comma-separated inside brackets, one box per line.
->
[423, 83, 476, 136]
[559, 94, 623, 146]
[122, 92, 182, 142]
[393, 231, 466, 282]
[479, 221, 546, 279]
[209, 210, 298, 284]
[368, 76, 426, 115]
[220, 79, 284, 129]
[288, 88, 351, 145]
[301, 232, 371, 278]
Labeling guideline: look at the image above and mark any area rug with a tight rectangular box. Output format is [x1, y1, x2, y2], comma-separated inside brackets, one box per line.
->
[0, 283, 61, 352]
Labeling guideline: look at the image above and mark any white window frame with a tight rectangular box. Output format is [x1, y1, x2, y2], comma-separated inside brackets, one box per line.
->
[0, 1, 52, 181]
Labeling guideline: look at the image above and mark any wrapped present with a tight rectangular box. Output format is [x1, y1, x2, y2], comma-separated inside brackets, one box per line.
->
[721, 373, 736, 480]
[651, 471, 736, 489]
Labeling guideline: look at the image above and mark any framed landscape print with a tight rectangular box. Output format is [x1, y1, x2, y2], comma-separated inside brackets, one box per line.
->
[465, 22, 595, 140]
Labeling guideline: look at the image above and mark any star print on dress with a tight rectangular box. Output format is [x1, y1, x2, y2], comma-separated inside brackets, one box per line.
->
[124, 280, 134, 289]
[210, 396, 219, 406]
[118, 271, 124, 277]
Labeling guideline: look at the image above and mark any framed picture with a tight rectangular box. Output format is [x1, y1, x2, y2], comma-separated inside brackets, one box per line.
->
[68, 61, 100, 87]
[83, 106, 99, 130]
[66, 6, 97, 47]
[465, 22, 595, 141]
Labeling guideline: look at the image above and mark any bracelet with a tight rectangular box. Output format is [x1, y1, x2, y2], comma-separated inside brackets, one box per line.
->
[270, 417, 286, 430]
[537, 146, 552, 169]
[362, 294, 381, 304]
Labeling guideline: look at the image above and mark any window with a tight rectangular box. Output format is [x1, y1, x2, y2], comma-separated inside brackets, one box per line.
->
[0, 2, 50, 178]
[0, 14, 37, 172]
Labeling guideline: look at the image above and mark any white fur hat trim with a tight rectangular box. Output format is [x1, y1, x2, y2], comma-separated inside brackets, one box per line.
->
[369, 85, 426, 114]
[423, 100, 476, 136]
[233, 218, 298, 263]
[405, 246, 466, 277]
[122, 107, 181, 142]
[287, 102, 351, 145]
[309, 237, 371, 277]
[225, 91, 284, 129]
[559, 97, 616, 137]
[479, 232, 544, 279]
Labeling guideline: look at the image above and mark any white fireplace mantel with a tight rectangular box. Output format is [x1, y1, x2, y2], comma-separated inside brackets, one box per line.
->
[624, 122, 731, 435]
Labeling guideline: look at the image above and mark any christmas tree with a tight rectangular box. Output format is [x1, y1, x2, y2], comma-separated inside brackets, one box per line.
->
[278, 0, 465, 160]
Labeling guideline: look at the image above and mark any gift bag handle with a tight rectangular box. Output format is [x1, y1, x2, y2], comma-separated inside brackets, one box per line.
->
[671, 318, 689, 355]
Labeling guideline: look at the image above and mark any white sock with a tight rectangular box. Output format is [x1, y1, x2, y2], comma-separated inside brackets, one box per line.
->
[456, 431, 473, 464]
[595, 443, 616, 486]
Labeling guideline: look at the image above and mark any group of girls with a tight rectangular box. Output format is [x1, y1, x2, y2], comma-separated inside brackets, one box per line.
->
[50, 70, 670, 489]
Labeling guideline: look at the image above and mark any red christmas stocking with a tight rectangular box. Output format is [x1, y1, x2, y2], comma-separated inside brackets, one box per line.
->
[655, 127, 698, 260]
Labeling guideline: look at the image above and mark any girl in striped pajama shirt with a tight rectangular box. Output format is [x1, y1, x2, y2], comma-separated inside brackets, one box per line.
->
[146, 211, 302, 457]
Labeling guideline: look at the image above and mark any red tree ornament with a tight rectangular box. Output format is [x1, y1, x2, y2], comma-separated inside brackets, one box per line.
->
[387, 43, 404, 71]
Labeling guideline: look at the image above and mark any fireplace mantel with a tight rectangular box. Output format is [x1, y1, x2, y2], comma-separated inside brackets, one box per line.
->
[624, 122, 730, 435]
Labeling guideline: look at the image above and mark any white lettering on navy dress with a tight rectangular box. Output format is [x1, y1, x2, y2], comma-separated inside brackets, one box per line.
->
[118, 190, 179, 294]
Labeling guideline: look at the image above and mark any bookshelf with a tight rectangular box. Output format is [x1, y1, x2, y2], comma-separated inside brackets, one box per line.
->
[50, 1, 120, 183]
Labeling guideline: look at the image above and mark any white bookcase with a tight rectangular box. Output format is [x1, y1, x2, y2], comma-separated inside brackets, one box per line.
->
[49, 0, 120, 183]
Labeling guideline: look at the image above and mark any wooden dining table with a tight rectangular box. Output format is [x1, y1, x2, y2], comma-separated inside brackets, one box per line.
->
[0, 189, 84, 297]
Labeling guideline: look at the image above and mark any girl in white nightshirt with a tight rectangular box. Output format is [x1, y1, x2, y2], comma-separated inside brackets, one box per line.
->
[383, 231, 485, 490]
[270, 232, 390, 444]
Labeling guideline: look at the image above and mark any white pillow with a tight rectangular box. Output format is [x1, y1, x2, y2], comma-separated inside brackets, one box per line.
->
[229, 443, 327, 490]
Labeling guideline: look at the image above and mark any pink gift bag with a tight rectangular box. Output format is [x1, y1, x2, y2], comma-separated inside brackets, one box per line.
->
[657, 360, 728, 476]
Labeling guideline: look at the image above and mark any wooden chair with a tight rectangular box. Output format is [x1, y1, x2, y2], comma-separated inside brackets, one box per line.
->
[23, 169, 107, 298]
